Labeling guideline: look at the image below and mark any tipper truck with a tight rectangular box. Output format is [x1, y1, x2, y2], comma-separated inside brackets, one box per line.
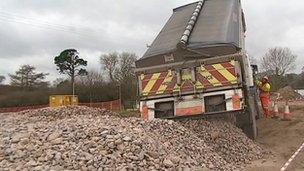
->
[135, 0, 259, 139]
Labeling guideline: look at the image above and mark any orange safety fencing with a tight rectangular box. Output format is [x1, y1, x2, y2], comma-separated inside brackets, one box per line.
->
[0, 105, 49, 113]
[79, 99, 121, 110]
[277, 100, 304, 106]
[0, 99, 121, 113]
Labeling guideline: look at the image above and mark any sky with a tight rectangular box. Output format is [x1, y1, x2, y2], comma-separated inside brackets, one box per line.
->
[0, 0, 303, 84]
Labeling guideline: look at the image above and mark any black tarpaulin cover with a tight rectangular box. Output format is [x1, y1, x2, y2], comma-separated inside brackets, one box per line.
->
[136, 0, 245, 68]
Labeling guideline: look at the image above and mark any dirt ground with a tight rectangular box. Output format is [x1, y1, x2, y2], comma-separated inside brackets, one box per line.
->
[245, 108, 304, 171]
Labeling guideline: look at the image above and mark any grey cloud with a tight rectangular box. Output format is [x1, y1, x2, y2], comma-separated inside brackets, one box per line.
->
[244, 0, 304, 54]
[243, 0, 304, 72]
[0, 0, 303, 84]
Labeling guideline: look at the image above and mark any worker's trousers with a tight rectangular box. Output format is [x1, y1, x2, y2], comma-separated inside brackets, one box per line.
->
[260, 96, 270, 118]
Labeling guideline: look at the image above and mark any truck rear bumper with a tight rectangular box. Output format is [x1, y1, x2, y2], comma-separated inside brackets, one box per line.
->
[140, 88, 244, 120]
[163, 109, 245, 120]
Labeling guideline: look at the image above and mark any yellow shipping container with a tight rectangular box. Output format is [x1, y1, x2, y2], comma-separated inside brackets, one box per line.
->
[49, 95, 78, 107]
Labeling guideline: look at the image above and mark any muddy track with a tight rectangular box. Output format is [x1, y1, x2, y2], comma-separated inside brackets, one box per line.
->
[245, 110, 304, 171]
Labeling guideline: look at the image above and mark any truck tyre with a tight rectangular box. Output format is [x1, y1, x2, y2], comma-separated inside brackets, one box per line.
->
[245, 96, 258, 139]
[253, 90, 261, 120]
[236, 95, 258, 140]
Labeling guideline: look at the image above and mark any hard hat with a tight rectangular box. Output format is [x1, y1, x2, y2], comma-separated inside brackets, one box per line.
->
[263, 76, 269, 81]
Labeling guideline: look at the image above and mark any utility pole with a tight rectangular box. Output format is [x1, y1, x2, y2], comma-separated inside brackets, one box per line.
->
[118, 83, 122, 111]
[89, 77, 93, 107]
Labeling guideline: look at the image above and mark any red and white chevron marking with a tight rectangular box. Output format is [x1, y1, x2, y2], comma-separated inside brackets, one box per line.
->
[280, 140, 304, 171]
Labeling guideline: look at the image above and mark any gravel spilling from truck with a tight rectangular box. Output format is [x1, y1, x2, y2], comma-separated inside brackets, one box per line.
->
[0, 106, 265, 170]
[180, 120, 265, 167]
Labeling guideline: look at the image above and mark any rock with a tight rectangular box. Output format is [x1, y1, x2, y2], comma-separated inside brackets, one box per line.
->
[88, 165, 96, 171]
[122, 136, 132, 142]
[107, 142, 115, 149]
[38, 156, 45, 162]
[100, 130, 109, 135]
[20, 138, 29, 145]
[106, 135, 114, 139]
[210, 131, 220, 141]
[208, 163, 215, 169]
[167, 155, 180, 164]
[15, 149, 26, 158]
[163, 158, 174, 167]
[146, 151, 158, 159]
[27, 160, 38, 166]
[4, 148, 13, 156]
[117, 144, 125, 151]
[167, 120, 174, 125]
[55, 152, 62, 161]
[48, 131, 62, 141]
[114, 139, 123, 145]
[83, 152, 93, 160]
[33, 165, 44, 170]
[51, 138, 63, 145]
[138, 151, 145, 161]
[11, 133, 29, 143]
[92, 137, 100, 141]
[99, 150, 108, 155]
[11, 136, 20, 143]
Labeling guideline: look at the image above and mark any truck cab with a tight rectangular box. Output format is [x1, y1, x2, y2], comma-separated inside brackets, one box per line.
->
[135, 0, 258, 139]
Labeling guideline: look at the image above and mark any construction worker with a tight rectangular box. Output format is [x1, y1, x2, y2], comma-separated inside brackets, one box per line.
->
[256, 76, 271, 118]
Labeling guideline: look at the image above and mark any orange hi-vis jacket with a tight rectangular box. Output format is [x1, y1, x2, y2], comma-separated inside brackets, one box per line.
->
[256, 80, 271, 97]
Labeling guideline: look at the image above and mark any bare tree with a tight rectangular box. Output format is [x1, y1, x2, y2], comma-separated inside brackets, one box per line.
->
[100, 52, 118, 82]
[260, 47, 297, 76]
[100, 52, 138, 107]
[100, 52, 137, 83]
[9, 65, 49, 90]
[0, 75, 5, 84]
[114, 52, 137, 82]
[77, 70, 104, 86]
[76, 70, 104, 102]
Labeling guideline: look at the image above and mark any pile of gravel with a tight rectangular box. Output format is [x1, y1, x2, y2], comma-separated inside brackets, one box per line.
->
[180, 120, 264, 167]
[277, 86, 302, 100]
[0, 106, 265, 170]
